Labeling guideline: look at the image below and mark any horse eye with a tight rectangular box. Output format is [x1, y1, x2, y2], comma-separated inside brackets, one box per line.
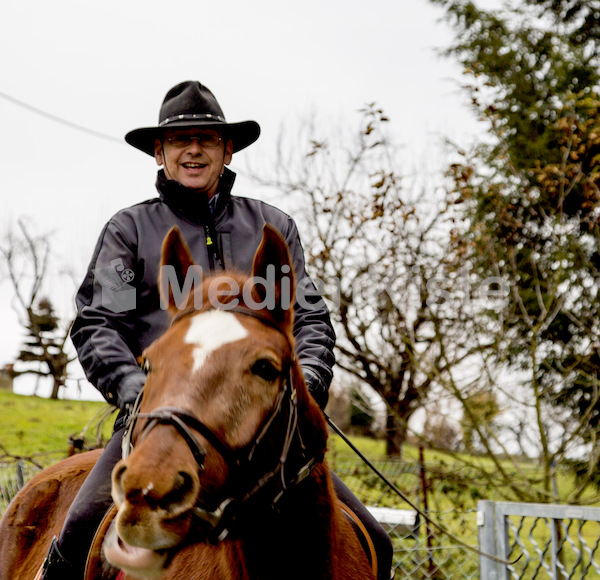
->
[251, 359, 280, 382]
[142, 359, 152, 374]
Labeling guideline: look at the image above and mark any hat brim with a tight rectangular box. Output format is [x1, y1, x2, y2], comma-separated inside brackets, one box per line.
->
[125, 120, 260, 156]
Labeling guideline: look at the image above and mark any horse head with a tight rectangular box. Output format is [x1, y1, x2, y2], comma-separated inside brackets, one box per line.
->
[104, 224, 329, 578]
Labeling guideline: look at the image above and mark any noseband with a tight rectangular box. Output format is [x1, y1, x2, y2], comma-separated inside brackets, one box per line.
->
[121, 305, 320, 542]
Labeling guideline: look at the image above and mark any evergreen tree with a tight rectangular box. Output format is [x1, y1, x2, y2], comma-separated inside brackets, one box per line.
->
[17, 297, 71, 399]
[432, 0, 600, 495]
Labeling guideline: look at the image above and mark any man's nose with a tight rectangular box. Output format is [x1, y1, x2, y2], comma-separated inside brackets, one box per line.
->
[187, 139, 203, 153]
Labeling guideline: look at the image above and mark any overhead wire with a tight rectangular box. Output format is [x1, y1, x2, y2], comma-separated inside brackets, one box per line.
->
[0, 90, 123, 145]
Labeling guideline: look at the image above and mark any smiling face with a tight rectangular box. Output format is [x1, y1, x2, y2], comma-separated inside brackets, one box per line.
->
[154, 128, 233, 196]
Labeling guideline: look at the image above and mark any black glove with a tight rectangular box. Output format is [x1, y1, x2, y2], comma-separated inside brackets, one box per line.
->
[116, 372, 146, 412]
[301, 366, 329, 410]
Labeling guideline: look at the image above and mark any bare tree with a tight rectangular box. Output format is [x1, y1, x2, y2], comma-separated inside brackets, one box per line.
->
[1, 219, 76, 399]
[254, 106, 478, 457]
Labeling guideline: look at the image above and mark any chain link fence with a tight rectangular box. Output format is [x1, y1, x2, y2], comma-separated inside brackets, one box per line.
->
[332, 457, 481, 579]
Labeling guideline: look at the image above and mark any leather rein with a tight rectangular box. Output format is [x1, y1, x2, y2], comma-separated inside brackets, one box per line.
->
[121, 305, 321, 542]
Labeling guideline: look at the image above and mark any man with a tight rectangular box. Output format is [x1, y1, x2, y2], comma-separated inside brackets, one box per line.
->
[40, 81, 392, 579]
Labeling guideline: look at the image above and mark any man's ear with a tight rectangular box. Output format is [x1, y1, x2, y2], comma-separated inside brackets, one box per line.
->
[154, 139, 164, 167]
[224, 139, 233, 166]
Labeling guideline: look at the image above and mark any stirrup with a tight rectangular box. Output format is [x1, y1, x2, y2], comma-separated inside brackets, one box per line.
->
[37, 536, 73, 580]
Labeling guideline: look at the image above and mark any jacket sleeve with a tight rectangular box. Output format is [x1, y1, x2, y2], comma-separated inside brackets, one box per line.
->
[282, 219, 336, 409]
[70, 217, 146, 406]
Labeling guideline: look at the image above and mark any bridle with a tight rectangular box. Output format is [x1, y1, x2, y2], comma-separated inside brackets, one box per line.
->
[121, 305, 322, 542]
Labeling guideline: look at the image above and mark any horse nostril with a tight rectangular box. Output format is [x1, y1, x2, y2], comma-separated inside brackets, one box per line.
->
[111, 461, 128, 506]
[159, 471, 197, 513]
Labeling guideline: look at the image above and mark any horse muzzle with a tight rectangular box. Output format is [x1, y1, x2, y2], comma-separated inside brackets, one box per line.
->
[103, 520, 168, 580]
[110, 440, 203, 552]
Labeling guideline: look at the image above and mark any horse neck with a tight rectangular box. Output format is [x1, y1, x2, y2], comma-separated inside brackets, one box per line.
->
[240, 461, 340, 580]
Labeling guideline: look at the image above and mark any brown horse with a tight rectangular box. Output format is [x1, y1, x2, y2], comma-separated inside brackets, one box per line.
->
[0, 225, 375, 580]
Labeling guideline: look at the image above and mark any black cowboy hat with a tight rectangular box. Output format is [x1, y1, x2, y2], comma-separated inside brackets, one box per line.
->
[125, 81, 261, 156]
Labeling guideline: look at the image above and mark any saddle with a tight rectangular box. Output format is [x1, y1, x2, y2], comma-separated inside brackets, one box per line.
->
[85, 505, 121, 579]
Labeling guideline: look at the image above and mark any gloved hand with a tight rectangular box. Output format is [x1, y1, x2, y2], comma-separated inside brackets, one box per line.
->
[116, 372, 146, 413]
[301, 365, 329, 410]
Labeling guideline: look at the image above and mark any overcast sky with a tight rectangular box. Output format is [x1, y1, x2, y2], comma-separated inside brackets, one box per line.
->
[0, 0, 482, 400]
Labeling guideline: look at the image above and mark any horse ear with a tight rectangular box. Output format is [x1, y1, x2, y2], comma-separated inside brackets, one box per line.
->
[159, 226, 196, 315]
[251, 224, 295, 327]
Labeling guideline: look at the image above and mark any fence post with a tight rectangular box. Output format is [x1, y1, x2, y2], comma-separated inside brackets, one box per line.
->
[418, 446, 434, 575]
[16, 461, 25, 489]
[478, 500, 503, 580]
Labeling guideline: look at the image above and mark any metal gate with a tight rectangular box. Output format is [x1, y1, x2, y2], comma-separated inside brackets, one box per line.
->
[478, 500, 600, 579]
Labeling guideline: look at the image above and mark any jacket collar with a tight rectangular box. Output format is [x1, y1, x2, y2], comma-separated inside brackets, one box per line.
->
[156, 167, 236, 223]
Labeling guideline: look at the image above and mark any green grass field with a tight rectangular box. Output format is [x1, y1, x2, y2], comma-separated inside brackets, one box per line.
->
[0, 390, 370, 466]
[2, 389, 599, 510]
[0, 390, 381, 466]
[0, 390, 116, 465]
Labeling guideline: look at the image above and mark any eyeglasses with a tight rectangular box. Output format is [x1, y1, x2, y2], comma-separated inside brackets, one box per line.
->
[164, 133, 223, 149]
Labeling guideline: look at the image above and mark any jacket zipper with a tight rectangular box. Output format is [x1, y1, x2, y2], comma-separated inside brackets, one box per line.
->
[203, 221, 223, 271]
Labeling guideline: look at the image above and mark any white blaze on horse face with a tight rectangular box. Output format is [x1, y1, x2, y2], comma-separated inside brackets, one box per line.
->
[185, 310, 249, 372]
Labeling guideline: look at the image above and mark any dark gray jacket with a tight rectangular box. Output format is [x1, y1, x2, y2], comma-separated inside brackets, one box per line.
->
[70, 168, 335, 410]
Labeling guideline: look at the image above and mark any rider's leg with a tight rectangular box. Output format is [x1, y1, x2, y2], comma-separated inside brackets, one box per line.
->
[332, 471, 395, 580]
[40, 426, 126, 579]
